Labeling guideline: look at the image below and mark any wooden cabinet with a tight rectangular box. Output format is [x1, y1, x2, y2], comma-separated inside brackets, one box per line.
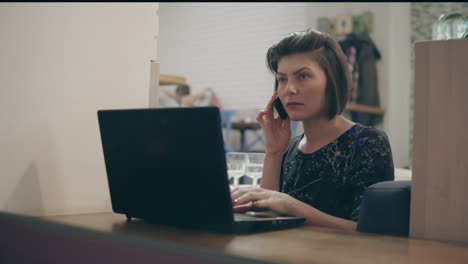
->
[410, 38, 468, 243]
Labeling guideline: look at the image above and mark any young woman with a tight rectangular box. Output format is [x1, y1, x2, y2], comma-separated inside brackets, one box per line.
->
[231, 29, 394, 231]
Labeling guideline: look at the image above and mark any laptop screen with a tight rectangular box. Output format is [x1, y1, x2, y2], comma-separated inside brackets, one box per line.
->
[97, 107, 234, 228]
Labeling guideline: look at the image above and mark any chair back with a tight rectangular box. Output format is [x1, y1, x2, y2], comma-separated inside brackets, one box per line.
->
[220, 110, 235, 152]
[357, 180, 411, 237]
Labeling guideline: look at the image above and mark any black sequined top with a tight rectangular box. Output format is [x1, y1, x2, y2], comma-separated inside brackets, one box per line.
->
[279, 124, 394, 221]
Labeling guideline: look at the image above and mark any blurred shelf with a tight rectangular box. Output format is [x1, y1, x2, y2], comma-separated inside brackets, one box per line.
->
[346, 103, 385, 115]
[159, 74, 187, 86]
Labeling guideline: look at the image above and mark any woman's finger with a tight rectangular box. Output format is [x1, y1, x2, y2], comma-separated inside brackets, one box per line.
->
[230, 186, 256, 201]
[234, 189, 266, 206]
[264, 92, 277, 118]
[282, 117, 291, 130]
[233, 203, 255, 213]
[252, 199, 270, 209]
[230, 189, 246, 201]
[256, 111, 266, 128]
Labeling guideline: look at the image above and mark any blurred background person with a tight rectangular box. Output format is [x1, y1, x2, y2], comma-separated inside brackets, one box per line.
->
[159, 84, 223, 109]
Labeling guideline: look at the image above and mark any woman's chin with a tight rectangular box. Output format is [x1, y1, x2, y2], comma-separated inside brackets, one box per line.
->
[287, 114, 302, 121]
[288, 112, 324, 121]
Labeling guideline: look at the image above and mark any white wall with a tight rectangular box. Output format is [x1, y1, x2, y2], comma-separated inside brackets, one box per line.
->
[159, 3, 308, 110]
[0, 3, 159, 216]
[159, 3, 411, 167]
[384, 4, 411, 168]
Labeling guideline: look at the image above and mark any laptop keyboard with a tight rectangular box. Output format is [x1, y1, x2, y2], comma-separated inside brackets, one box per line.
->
[234, 213, 261, 221]
[234, 211, 280, 221]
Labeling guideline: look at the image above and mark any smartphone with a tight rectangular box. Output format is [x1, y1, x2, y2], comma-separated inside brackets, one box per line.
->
[274, 97, 288, 120]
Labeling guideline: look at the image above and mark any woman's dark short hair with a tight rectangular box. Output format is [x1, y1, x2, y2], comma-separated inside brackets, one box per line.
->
[266, 29, 351, 119]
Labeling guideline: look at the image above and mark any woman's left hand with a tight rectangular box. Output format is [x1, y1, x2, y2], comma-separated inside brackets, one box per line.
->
[231, 187, 297, 215]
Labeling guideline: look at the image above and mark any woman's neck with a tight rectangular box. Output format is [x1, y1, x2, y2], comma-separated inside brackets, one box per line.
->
[299, 115, 354, 153]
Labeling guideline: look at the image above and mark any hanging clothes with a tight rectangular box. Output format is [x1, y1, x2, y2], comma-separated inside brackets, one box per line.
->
[339, 32, 382, 126]
[339, 33, 360, 103]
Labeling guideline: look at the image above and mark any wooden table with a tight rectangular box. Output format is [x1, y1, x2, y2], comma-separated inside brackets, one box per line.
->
[44, 213, 468, 264]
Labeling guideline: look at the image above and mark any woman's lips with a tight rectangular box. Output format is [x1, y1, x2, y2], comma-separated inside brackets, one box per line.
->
[286, 102, 304, 107]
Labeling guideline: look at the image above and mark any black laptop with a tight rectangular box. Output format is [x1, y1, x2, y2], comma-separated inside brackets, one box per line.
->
[97, 107, 305, 233]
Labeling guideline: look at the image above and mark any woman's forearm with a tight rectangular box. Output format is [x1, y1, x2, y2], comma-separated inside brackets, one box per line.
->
[260, 153, 283, 191]
[290, 198, 357, 231]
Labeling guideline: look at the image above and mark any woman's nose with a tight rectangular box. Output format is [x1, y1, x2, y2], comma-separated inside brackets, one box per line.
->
[285, 81, 298, 94]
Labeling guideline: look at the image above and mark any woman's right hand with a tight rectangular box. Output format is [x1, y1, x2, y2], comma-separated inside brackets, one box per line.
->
[256, 92, 291, 155]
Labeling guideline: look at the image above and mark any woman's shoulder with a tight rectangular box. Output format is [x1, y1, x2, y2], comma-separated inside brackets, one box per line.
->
[349, 123, 391, 153]
[347, 124, 395, 182]
[349, 123, 389, 142]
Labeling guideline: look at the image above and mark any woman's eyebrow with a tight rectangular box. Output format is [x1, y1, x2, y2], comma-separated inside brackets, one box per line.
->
[293, 67, 311, 75]
[277, 67, 311, 76]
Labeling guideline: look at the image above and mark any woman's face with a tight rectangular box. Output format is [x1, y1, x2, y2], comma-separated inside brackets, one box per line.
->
[276, 51, 328, 121]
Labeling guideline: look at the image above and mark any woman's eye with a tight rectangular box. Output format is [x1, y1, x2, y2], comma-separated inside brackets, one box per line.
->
[277, 77, 287, 84]
[298, 73, 310, 80]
